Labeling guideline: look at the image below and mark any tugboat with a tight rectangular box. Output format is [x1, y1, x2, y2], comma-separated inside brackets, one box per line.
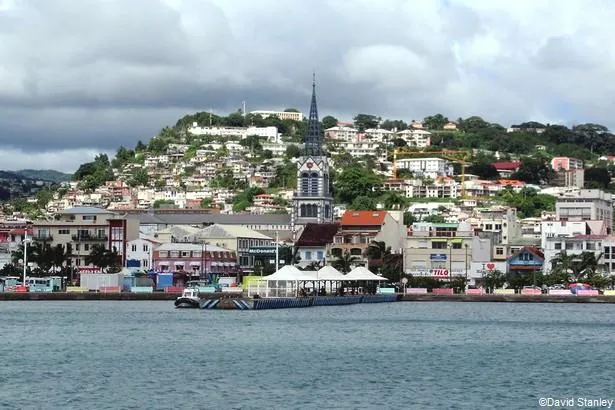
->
[174, 287, 201, 308]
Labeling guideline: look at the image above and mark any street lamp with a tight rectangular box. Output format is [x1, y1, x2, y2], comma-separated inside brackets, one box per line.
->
[22, 232, 32, 287]
[464, 243, 469, 292]
[448, 242, 453, 288]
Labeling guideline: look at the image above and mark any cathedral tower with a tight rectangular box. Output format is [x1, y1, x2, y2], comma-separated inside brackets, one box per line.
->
[291, 75, 334, 233]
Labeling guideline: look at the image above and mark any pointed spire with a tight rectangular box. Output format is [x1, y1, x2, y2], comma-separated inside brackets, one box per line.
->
[304, 73, 322, 156]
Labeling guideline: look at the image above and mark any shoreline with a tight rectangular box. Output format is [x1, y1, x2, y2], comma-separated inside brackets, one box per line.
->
[1, 292, 615, 303]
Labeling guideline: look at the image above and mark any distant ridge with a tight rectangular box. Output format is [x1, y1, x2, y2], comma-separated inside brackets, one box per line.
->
[13, 169, 72, 183]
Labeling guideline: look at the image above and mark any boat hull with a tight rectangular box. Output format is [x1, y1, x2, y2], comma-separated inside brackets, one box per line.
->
[174, 297, 201, 308]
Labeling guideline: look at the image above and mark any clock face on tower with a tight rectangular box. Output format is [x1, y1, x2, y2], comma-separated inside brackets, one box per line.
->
[307, 162, 313, 169]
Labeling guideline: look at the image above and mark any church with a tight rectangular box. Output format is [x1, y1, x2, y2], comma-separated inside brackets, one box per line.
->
[291, 75, 334, 236]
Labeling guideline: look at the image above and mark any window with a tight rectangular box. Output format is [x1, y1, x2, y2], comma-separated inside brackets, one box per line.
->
[84, 244, 89, 251]
[432, 242, 447, 249]
[554, 243, 562, 250]
[485, 224, 493, 230]
[58, 229, 70, 235]
[181, 251, 189, 257]
[316, 251, 323, 260]
[170, 251, 179, 258]
[131, 244, 137, 252]
[301, 172, 309, 195]
[82, 215, 97, 221]
[452, 243, 462, 249]
[143, 245, 149, 252]
[305, 251, 312, 260]
[310, 172, 319, 196]
[75, 244, 80, 251]
[496, 248, 504, 255]
[159, 251, 168, 257]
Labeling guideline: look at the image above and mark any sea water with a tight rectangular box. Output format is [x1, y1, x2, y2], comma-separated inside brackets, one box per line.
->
[0, 301, 613, 410]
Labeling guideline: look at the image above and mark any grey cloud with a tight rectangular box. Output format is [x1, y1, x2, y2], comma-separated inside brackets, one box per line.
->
[1, 0, 615, 167]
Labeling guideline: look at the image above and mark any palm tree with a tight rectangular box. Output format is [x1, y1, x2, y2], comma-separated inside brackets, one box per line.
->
[332, 250, 359, 274]
[363, 241, 391, 271]
[551, 251, 603, 283]
[86, 244, 119, 272]
[382, 191, 407, 210]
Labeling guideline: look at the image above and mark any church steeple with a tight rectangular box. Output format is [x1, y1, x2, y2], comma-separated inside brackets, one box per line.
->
[304, 72, 323, 156]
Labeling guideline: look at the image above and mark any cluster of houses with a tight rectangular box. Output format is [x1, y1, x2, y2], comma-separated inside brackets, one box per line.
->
[1, 186, 614, 286]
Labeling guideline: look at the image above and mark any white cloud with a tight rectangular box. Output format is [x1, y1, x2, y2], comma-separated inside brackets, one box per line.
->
[1, 0, 615, 168]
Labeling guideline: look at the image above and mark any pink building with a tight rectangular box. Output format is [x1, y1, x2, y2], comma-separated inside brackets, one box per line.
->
[551, 157, 583, 171]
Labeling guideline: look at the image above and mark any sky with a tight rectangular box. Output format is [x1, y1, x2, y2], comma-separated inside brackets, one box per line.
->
[1, 0, 615, 173]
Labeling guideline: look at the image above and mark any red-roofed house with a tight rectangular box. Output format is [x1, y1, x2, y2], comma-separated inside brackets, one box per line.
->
[492, 161, 521, 178]
[331, 211, 405, 264]
[295, 223, 339, 268]
[507, 246, 544, 275]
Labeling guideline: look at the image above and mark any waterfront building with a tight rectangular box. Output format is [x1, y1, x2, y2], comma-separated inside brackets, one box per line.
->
[403, 221, 474, 280]
[291, 75, 334, 232]
[31, 207, 140, 271]
[152, 242, 237, 277]
[554, 189, 612, 233]
[331, 211, 404, 266]
[294, 223, 339, 269]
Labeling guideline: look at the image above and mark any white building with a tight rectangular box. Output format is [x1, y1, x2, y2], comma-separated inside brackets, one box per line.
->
[126, 237, 159, 269]
[325, 126, 358, 142]
[555, 189, 613, 233]
[250, 110, 302, 122]
[188, 123, 279, 142]
[396, 129, 432, 148]
[363, 128, 395, 143]
[395, 158, 454, 179]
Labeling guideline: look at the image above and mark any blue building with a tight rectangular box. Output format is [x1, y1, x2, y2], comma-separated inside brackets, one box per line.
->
[507, 246, 544, 274]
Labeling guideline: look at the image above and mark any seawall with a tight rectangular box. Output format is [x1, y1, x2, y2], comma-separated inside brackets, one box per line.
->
[2, 293, 615, 303]
[400, 294, 615, 303]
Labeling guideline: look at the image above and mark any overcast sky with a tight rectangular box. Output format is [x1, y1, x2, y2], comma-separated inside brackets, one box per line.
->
[1, 0, 614, 173]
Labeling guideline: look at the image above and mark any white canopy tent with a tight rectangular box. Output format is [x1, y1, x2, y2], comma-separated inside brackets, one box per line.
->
[317, 266, 346, 281]
[262, 265, 314, 281]
[345, 266, 388, 281]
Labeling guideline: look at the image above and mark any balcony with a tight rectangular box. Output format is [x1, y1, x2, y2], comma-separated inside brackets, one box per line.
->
[71, 234, 108, 242]
[32, 234, 53, 242]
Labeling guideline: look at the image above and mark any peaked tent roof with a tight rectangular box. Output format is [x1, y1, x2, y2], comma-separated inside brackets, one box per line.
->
[317, 265, 345, 281]
[345, 266, 388, 281]
[262, 265, 313, 281]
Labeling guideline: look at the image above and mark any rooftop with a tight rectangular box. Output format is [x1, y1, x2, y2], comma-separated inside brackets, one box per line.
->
[296, 223, 340, 246]
[341, 211, 387, 226]
[60, 207, 116, 215]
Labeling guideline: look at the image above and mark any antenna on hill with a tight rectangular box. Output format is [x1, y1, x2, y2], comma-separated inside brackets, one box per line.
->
[242, 101, 246, 117]
[209, 109, 213, 126]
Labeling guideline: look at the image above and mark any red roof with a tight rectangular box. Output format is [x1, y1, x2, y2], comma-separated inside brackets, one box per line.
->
[341, 211, 387, 226]
[296, 223, 339, 246]
[507, 246, 544, 262]
[492, 161, 521, 171]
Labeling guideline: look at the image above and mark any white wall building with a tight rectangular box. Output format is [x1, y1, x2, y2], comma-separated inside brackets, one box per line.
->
[395, 158, 454, 179]
[325, 126, 358, 142]
[250, 110, 302, 121]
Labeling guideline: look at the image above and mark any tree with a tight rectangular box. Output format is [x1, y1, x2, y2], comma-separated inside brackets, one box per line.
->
[363, 241, 391, 271]
[331, 250, 359, 274]
[128, 168, 149, 187]
[484, 269, 506, 293]
[511, 157, 555, 185]
[200, 197, 213, 208]
[321, 115, 338, 130]
[350, 195, 377, 210]
[584, 167, 611, 189]
[380, 119, 408, 131]
[382, 191, 407, 210]
[403, 212, 417, 225]
[36, 188, 54, 208]
[85, 244, 118, 271]
[467, 163, 499, 180]
[135, 140, 147, 152]
[423, 215, 445, 223]
[458, 116, 488, 132]
[334, 162, 383, 203]
[353, 114, 380, 132]
[423, 114, 448, 130]
[285, 144, 301, 158]
[550, 251, 603, 283]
